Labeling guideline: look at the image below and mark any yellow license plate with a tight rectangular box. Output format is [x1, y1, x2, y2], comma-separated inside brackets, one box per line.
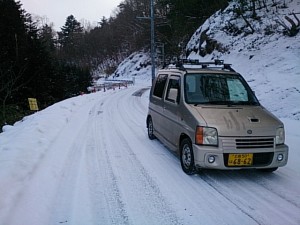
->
[228, 153, 253, 166]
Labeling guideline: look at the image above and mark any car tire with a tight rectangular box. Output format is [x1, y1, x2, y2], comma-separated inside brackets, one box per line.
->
[258, 167, 278, 173]
[147, 117, 156, 140]
[180, 138, 196, 175]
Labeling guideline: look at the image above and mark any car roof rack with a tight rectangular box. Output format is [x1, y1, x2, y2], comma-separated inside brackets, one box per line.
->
[165, 59, 235, 72]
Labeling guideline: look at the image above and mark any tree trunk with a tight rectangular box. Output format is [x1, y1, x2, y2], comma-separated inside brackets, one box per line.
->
[252, 0, 257, 19]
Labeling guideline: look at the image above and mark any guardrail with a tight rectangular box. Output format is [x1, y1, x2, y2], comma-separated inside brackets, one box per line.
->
[88, 79, 134, 93]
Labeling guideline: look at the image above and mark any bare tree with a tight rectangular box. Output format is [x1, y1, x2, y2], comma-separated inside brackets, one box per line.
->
[276, 13, 300, 36]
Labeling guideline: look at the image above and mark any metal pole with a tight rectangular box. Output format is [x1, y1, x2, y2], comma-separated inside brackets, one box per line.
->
[150, 0, 155, 81]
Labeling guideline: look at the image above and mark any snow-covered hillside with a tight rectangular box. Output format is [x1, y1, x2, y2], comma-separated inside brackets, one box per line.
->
[186, 0, 300, 120]
[113, 51, 152, 82]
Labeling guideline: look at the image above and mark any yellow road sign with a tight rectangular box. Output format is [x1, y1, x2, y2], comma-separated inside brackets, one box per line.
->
[28, 98, 39, 111]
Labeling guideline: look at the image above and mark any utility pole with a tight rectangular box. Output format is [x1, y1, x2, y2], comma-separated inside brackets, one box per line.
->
[136, 0, 155, 81]
[150, 0, 155, 81]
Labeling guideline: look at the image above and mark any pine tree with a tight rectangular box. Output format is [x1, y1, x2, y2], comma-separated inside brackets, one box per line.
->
[39, 24, 56, 55]
[58, 15, 84, 59]
[0, 0, 29, 125]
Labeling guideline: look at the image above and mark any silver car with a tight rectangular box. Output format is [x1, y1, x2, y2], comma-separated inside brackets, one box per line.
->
[146, 60, 288, 174]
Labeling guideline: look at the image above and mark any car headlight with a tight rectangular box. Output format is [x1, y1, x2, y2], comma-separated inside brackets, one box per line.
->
[276, 127, 285, 145]
[196, 126, 218, 146]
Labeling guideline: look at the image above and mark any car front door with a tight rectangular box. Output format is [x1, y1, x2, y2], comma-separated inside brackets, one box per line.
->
[150, 74, 168, 136]
[162, 75, 181, 148]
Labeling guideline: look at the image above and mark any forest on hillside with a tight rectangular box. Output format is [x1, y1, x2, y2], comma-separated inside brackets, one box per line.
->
[2, 0, 297, 129]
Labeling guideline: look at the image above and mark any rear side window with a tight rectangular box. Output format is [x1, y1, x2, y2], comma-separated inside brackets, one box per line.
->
[165, 76, 180, 103]
[153, 74, 168, 98]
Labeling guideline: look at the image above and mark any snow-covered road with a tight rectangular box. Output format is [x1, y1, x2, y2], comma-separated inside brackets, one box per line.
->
[1, 85, 300, 225]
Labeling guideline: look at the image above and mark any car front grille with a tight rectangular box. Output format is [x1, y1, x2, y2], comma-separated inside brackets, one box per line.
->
[222, 137, 275, 150]
[235, 138, 274, 149]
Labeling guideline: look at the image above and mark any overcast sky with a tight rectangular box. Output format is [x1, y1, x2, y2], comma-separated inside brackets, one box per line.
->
[20, 0, 122, 30]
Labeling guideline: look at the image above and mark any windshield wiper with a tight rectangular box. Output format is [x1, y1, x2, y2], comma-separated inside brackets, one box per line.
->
[193, 101, 259, 106]
[202, 101, 259, 106]
[227, 101, 260, 106]
[204, 101, 229, 105]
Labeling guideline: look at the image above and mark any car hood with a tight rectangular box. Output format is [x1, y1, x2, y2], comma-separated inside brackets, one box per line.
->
[192, 105, 283, 136]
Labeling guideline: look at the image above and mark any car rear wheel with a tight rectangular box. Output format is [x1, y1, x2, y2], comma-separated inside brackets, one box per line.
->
[180, 138, 195, 175]
[147, 117, 156, 140]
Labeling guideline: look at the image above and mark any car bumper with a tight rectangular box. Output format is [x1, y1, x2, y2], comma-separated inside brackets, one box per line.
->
[193, 144, 289, 170]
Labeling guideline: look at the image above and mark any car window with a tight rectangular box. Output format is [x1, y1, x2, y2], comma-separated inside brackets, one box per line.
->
[185, 73, 259, 105]
[165, 76, 180, 103]
[153, 74, 168, 98]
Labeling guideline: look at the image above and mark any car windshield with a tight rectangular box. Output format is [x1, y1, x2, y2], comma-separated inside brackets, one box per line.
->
[184, 73, 260, 106]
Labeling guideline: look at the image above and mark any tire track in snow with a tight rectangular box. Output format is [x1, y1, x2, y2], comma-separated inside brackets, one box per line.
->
[102, 87, 183, 225]
[198, 170, 300, 225]
[242, 171, 300, 208]
[49, 124, 91, 224]
[49, 92, 130, 225]
[85, 96, 130, 225]
[199, 172, 261, 225]
[47, 97, 113, 225]
[48, 88, 151, 225]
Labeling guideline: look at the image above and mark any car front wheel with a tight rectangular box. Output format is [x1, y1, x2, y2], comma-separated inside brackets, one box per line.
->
[180, 138, 195, 175]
